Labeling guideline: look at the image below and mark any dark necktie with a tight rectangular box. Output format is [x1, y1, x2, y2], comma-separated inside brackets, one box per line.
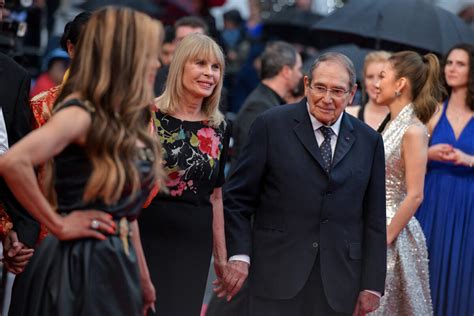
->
[319, 126, 333, 173]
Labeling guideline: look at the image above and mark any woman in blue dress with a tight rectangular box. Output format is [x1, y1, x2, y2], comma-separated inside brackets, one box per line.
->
[416, 43, 474, 316]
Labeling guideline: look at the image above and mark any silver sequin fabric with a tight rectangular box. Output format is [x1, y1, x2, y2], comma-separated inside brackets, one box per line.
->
[370, 104, 433, 316]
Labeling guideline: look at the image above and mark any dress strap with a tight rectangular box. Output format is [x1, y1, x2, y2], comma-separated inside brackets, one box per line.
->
[53, 98, 95, 114]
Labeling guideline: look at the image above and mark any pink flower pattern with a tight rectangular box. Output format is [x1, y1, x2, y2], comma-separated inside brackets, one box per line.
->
[156, 112, 226, 198]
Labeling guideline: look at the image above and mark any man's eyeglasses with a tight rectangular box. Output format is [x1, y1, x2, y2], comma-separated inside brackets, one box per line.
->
[308, 84, 350, 98]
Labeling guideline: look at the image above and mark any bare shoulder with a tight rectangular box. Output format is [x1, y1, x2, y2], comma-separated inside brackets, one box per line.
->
[49, 94, 92, 144]
[404, 124, 429, 145]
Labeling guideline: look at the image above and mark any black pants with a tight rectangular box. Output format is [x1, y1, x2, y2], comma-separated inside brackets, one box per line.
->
[249, 256, 351, 316]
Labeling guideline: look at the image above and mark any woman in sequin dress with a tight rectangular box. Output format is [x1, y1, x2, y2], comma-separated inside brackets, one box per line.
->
[370, 51, 444, 315]
[138, 34, 229, 316]
[416, 43, 474, 316]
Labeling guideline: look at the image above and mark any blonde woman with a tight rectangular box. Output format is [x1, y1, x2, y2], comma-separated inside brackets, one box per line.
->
[346, 51, 391, 131]
[0, 7, 164, 315]
[139, 33, 229, 316]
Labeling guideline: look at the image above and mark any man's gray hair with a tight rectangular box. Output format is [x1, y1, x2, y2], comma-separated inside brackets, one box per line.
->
[260, 41, 298, 80]
[308, 52, 356, 88]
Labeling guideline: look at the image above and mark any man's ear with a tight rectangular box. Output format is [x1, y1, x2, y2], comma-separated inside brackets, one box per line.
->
[303, 76, 310, 96]
[348, 83, 358, 104]
[280, 65, 291, 79]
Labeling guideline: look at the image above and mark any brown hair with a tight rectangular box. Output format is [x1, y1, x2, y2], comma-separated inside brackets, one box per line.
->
[441, 43, 474, 111]
[389, 51, 444, 123]
[53, 7, 164, 204]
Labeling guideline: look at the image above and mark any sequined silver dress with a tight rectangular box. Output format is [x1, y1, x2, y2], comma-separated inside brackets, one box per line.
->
[370, 104, 433, 315]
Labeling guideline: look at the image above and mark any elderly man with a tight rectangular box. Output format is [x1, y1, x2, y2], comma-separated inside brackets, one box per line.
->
[220, 52, 387, 315]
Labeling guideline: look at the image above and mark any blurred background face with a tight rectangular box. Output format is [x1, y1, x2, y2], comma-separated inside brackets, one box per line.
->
[364, 61, 385, 102]
[160, 42, 175, 66]
[289, 54, 303, 91]
[444, 49, 469, 89]
[174, 26, 205, 44]
[48, 59, 68, 85]
[375, 61, 398, 105]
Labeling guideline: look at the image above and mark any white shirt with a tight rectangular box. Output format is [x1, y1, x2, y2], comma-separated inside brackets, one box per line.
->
[0, 107, 9, 155]
[307, 102, 343, 157]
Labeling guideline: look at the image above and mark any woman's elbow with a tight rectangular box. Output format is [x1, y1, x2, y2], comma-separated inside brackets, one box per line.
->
[411, 193, 424, 208]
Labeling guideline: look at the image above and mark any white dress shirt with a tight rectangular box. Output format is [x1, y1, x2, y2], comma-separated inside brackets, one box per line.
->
[307, 102, 343, 157]
[0, 107, 9, 155]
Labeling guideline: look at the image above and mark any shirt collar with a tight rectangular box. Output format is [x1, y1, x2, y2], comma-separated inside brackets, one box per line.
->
[306, 102, 343, 136]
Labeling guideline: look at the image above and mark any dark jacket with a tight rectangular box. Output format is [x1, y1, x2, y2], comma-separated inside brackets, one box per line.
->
[0, 52, 39, 247]
[230, 83, 284, 171]
[225, 98, 387, 313]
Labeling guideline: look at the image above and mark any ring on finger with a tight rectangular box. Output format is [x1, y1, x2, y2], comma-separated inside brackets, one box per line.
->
[91, 219, 100, 230]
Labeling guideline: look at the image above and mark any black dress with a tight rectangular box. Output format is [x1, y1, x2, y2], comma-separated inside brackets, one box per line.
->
[9, 99, 155, 316]
[139, 111, 229, 316]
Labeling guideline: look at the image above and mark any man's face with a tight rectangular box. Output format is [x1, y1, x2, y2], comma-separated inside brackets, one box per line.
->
[160, 42, 175, 66]
[304, 61, 356, 125]
[174, 26, 205, 44]
[288, 54, 303, 91]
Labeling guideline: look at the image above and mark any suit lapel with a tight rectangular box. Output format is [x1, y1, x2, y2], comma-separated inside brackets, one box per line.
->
[293, 99, 327, 171]
[332, 113, 355, 169]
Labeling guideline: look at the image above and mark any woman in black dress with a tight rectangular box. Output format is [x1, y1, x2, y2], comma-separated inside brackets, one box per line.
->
[0, 7, 164, 315]
[139, 33, 229, 316]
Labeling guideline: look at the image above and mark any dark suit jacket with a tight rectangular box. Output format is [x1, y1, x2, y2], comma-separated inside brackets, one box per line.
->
[230, 83, 285, 171]
[224, 98, 387, 313]
[0, 52, 39, 247]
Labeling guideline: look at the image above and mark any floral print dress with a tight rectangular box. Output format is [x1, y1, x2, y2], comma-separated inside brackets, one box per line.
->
[138, 110, 229, 316]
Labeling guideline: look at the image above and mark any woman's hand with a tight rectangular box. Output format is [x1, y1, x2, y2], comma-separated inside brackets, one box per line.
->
[450, 148, 474, 167]
[427, 143, 454, 162]
[141, 278, 156, 315]
[52, 210, 116, 241]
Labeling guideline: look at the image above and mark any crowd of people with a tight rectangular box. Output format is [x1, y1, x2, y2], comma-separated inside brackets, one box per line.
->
[0, 2, 472, 316]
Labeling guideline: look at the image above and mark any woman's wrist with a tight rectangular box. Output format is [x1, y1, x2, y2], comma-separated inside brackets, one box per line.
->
[48, 214, 64, 236]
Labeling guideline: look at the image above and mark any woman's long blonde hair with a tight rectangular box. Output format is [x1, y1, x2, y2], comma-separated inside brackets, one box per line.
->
[51, 7, 164, 204]
[156, 33, 225, 127]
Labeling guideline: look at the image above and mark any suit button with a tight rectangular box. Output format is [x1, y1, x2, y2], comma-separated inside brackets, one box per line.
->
[312, 242, 319, 248]
[321, 219, 329, 224]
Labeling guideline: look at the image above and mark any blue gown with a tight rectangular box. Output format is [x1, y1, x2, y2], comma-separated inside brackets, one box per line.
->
[416, 100, 474, 316]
